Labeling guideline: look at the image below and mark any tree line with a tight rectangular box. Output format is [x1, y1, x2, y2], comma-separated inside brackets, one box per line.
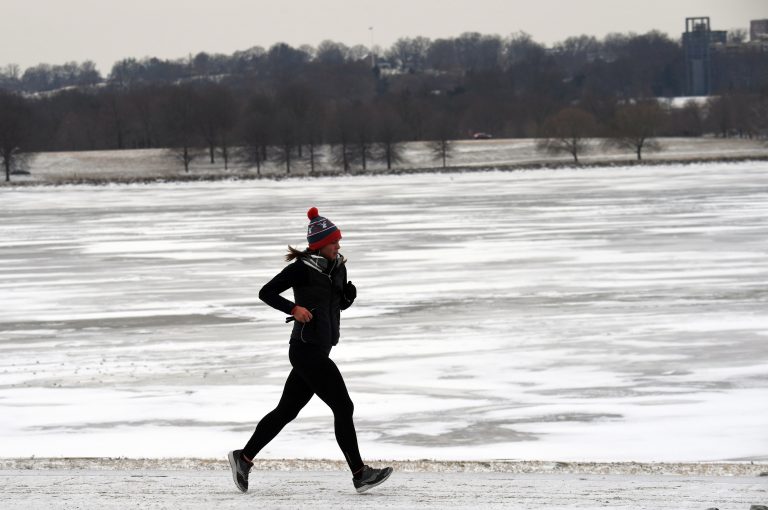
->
[1, 30, 768, 180]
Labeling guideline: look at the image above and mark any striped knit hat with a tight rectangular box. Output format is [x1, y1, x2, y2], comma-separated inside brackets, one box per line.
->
[306, 207, 342, 250]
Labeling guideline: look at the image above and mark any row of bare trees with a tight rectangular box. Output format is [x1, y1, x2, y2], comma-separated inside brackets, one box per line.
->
[2, 83, 767, 181]
[2, 29, 768, 180]
[539, 102, 666, 163]
[538, 95, 768, 163]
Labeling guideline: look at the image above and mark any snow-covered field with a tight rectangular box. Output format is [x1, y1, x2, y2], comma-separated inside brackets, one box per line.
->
[9, 136, 768, 183]
[1, 161, 767, 463]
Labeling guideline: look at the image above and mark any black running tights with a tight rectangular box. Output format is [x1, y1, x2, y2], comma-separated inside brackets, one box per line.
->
[242, 343, 364, 473]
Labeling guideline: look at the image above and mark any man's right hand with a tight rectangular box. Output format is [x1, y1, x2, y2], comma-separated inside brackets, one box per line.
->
[292, 306, 313, 323]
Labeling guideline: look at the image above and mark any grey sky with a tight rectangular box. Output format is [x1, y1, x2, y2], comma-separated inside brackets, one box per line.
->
[3, 0, 766, 74]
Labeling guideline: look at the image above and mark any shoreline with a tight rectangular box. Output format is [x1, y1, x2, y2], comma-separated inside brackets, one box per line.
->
[3, 153, 768, 188]
[3, 457, 767, 476]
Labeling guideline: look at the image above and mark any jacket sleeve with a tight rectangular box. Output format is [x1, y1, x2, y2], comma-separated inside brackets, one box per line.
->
[259, 262, 305, 315]
[340, 265, 354, 311]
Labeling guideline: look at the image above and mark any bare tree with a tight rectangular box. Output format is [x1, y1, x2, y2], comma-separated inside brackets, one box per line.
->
[393, 91, 429, 140]
[374, 109, 407, 170]
[163, 85, 201, 172]
[2, 64, 20, 80]
[536, 107, 599, 163]
[752, 92, 768, 141]
[316, 40, 349, 65]
[430, 139, 453, 169]
[502, 31, 547, 69]
[732, 93, 761, 138]
[217, 102, 238, 171]
[300, 103, 326, 173]
[347, 44, 370, 62]
[275, 81, 319, 164]
[197, 83, 238, 165]
[173, 142, 199, 172]
[0, 64, 21, 91]
[271, 109, 298, 174]
[352, 107, 375, 171]
[427, 114, 456, 169]
[331, 139, 354, 172]
[552, 35, 600, 67]
[665, 100, 706, 137]
[270, 143, 293, 174]
[237, 93, 274, 175]
[217, 138, 232, 170]
[100, 87, 128, 149]
[454, 32, 502, 71]
[0, 91, 32, 182]
[128, 85, 161, 148]
[386, 36, 431, 71]
[707, 93, 758, 139]
[44, 90, 101, 151]
[266, 43, 311, 78]
[607, 101, 664, 160]
[329, 105, 359, 172]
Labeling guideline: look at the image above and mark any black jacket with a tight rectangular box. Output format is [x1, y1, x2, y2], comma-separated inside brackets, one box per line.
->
[259, 254, 353, 347]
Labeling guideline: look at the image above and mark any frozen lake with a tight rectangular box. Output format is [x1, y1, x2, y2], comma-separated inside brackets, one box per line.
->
[1, 162, 767, 462]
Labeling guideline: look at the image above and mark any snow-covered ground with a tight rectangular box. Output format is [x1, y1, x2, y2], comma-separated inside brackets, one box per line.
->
[8, 136, 767, 183]
[1, 161, 767, 463]
[3, 468, 766, 510]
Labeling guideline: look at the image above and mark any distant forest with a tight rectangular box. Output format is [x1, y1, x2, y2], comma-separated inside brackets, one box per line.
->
[0, 31, 767, 173]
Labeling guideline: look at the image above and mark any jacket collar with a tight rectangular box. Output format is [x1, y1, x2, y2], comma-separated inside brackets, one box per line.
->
[301, 253, 342, 274]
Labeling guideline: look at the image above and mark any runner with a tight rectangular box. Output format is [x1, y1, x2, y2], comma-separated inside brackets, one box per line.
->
[228, 207, 392, 494]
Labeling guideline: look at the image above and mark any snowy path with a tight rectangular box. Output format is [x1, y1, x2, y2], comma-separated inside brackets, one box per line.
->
[2, 459, 766, 509]
[1, 468, 766, 510]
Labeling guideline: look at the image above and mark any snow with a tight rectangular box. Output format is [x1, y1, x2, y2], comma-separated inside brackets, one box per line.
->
[657, 96, 712, 109]
[7, 136, 767, 182]
[1, 161, 768, 463]
[2, 467, 767, 510]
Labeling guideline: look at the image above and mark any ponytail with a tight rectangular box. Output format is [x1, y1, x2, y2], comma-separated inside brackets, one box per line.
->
[285, 245, 347, 264]
[285, 245, 312, 262]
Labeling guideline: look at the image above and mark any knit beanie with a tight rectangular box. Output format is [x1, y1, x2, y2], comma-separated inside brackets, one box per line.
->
[306, 207, 342, 250]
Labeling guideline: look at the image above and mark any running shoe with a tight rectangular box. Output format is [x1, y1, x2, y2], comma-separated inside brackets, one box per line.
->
[353, 465, 393, 493]
[227, 449, 252, 493]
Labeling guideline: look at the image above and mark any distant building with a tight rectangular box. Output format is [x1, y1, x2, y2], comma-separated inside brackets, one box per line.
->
[707, 19, 768, 92]
[751, 19, 768, 42]
[682, 17, 727, 96]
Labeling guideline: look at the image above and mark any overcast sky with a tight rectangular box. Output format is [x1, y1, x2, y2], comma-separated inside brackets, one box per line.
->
[2, 0, 766, 74]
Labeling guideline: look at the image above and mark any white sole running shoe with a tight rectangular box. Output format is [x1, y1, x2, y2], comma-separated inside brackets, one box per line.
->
[227, 450, 251, 493]
[353, 465, 393, 493]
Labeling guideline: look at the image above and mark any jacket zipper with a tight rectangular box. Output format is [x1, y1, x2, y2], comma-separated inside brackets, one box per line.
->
[299, 257, 337, 343]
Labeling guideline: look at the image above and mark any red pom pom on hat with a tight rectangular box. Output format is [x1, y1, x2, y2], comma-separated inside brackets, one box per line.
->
[307, 207, 319, 220]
